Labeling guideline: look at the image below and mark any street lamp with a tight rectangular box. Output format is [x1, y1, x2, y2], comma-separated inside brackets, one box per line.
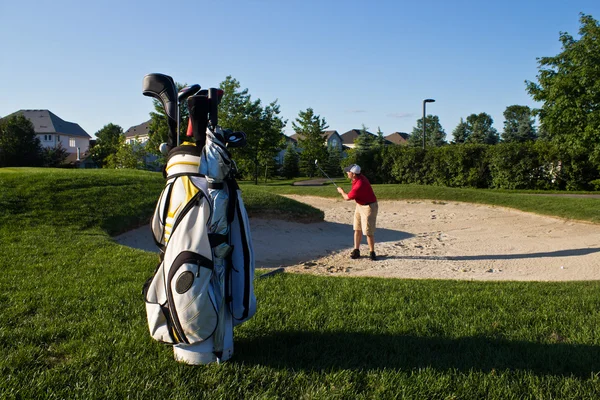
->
[422, 98, 435, 149]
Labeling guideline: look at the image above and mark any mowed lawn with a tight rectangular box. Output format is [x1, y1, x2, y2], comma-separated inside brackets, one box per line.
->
[1, 168, 600, 399]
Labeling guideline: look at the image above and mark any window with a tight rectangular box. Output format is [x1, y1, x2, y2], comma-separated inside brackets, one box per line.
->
[69, 138, 76, 147]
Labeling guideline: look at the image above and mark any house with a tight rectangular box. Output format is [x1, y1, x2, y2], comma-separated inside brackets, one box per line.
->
[339, 129, 375, 149]
[8, 109, 92, 164]
[289, 130, 343, 152]
[385, 131, 410, 145]
[124, 119, 159, 169]
[124, 119, 151, 145]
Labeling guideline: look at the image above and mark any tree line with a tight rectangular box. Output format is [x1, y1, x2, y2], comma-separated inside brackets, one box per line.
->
[2, 13, 599, 186]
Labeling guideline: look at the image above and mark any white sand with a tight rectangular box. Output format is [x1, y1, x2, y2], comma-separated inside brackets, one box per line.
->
[114, 195, 600, 281]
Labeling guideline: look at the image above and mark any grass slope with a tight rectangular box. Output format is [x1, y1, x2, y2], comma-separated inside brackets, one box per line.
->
[1, 169, 599, 399]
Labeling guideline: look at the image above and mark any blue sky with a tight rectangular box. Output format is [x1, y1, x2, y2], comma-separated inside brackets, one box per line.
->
[1, 0, 599, 139]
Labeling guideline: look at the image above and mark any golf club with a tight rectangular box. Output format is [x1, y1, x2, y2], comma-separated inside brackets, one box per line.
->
[178, 84, 201, 141]
[314, 159, 338, 188]
[142, 73, 178, 150]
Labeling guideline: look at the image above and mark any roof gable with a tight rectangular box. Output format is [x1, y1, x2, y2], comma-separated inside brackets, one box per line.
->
[385, 132, 410, 145]
[339, 129, 374, 144]
[125, 120, 152, 138]
[8, 109, 91, 138]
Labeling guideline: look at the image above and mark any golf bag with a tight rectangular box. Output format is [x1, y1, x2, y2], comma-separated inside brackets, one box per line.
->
[141, 74, 255, 363]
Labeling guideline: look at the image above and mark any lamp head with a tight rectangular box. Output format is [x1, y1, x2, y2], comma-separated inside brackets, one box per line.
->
[424, 98, 436, 103]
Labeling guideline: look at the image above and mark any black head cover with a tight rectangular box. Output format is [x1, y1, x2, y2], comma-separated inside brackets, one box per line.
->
[187, 94, 210, 150]
[178, 84, 201, 103]
[142, 73, 178, 148]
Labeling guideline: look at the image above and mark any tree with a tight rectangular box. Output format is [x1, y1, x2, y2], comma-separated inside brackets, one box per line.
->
[325, 145, 343, 177]
[502, 105, 537, 142]
[105, 137, 148, 169]
[218, 76, 286, 182]
[452, 118, 470, 144]
[408, 115, 446, 147]
[90, 123, 124, 167]
[526, 13, 600, 164]
[0, 114, 43, 167]
[42, 143, 68, 167]
[292, 108, 328, 177]
[281, 143, 299, 179]
[354, 124, 376, 154]
[466, 113, 499, 144]
[375, 126, 386, 147]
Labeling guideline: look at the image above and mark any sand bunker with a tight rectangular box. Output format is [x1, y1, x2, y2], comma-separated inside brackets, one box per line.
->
[115, 195, 600, 281]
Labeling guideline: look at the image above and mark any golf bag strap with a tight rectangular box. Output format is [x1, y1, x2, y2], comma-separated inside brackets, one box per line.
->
[208, 182, 224, 190]
[225, 179, 240, 224]
[162, 179, 176, 230]
[208, 233, 228, 248]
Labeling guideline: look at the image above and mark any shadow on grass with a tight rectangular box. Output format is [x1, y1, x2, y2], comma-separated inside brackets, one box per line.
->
[378, 247, 600, 262]
[235, 331, 600, 377]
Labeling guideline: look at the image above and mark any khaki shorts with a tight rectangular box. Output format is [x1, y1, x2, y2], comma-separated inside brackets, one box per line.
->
[353, 202, 378, 236]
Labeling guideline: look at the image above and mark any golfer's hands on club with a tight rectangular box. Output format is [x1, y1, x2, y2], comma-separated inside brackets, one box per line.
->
[337, 187, 349, 200]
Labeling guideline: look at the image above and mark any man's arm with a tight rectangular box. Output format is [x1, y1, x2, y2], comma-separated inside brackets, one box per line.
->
[337, 186, 350, 200]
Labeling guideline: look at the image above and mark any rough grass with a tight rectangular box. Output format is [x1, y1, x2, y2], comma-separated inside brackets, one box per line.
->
[1, 168, 599, 399]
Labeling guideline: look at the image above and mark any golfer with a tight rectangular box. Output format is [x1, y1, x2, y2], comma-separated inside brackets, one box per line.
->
[337, 164, 378, 260]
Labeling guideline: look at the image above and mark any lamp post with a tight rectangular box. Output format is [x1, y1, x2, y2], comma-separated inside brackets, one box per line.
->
[422, 98, 435, 149]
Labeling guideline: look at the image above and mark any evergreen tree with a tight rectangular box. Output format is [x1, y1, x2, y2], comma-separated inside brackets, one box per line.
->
[466, 113, 499, 144]
[42, 143, 68, 167]
[502, 105, 537, 142]
[375, 126, 386, 147]
[408, 115, 446, 147]
[452, 118, 470, 144]
[325, 145, 343, 177]
[292, 108, 328, 177]
[281, 143, 299, 179]
[0, 114, 43, 167]
[354, 124, 375, 154]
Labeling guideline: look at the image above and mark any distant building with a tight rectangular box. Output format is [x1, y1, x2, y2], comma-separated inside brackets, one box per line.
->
[385, 132, 410, 145]
[124, 119, 159, 169]
[6, 109, 92, 165]
[124, 120, 151, 145]
[289, 130, 343, 152]
[339, 129, 375, 149]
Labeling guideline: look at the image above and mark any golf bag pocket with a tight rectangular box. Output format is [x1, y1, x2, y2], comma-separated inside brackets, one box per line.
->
[144, 253, 217, 345]
[228, 189, 256, 325]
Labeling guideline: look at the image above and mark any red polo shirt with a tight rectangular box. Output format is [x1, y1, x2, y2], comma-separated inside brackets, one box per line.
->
[347, 174, 377, 205]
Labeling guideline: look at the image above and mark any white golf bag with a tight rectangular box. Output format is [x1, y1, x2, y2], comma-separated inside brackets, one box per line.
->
[142, 140, 256, 364]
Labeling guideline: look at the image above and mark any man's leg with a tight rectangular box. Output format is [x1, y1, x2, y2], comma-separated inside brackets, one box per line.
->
[366, 235, 375, 252]
[354, 230, 363, 250]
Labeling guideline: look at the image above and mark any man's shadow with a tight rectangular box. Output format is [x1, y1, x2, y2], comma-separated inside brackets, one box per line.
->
[234, 330, 600, 377]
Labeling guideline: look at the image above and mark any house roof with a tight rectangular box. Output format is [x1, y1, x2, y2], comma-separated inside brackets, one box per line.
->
[385, 132, 410, 145]
[289, 130, 339, 141]
[339, 129, 374, 145]
[8, 109, 91, 138]
[125, 120, 151, 138]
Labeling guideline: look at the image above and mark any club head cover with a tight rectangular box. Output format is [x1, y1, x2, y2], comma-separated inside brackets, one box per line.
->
[178, 84, 201, 103]
[142, 73, 178, 148]
[187, 95, 210, 150]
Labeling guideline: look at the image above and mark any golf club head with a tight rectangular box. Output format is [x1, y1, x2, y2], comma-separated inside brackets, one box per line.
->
[314, 159, 319, 165]
[178, 84, 201, 104]
[187, 94, 210, 150]
[142, 73, 178, 149]
[223, 129, 247, 148]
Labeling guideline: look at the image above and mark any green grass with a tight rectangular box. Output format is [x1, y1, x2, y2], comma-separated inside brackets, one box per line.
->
[246, 181, 600, 223]
[1, 168, 600, 399]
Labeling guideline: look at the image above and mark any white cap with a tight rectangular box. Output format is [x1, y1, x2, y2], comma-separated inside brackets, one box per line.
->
[343, 164, 361, 174]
